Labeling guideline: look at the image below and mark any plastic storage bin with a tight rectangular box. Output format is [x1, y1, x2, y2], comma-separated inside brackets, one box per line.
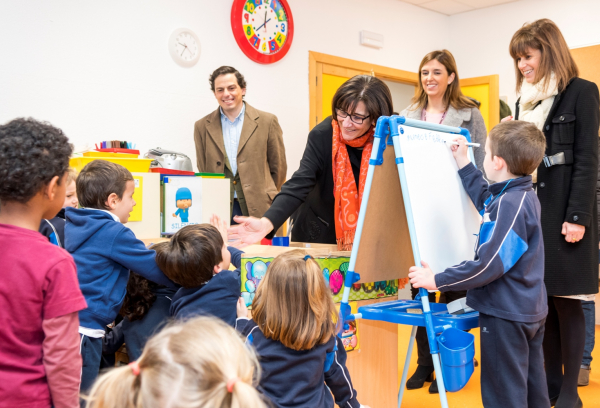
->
[437, 327, 475, 392]
[69, 157, 152, 173]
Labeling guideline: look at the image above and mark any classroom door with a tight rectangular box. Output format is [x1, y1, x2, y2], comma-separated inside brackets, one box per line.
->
[460, 75, 500, 132]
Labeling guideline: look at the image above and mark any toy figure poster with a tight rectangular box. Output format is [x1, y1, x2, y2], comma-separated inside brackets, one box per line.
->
[338, 302, 359, 352]
[163, 177, 202, 233]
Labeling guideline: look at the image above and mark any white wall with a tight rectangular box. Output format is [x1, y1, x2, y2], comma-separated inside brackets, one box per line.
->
[449, 0, 600, 112]
[0, 0, 449, 176]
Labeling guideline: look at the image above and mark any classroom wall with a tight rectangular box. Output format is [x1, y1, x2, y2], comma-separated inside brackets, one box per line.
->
[0, 0, 449, 176]
[448, 0, 600, 112]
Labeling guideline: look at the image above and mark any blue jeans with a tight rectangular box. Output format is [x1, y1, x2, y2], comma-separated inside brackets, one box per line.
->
[582, 300, 595, 367]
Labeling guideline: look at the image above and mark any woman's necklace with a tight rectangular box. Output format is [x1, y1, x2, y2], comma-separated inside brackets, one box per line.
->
[421, 102, 447, 124]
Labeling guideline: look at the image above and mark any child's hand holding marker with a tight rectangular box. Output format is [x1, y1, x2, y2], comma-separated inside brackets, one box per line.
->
[408, 261, 438, 291]
[448, 136, 472, 170]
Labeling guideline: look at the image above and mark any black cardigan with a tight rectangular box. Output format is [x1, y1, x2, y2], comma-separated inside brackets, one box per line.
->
[264, 118, 362, 244]
[516, 77, 599, 296]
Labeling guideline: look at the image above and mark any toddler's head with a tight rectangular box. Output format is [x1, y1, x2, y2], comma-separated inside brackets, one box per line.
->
[77, 160, 135, 223]
[85, 316, 266, 408]
[0, 118, 72, 219]
[484, 120, 546, 180]
[63, 168, 79, 209]
[154, 224, 230, 287]
[252, 250, 338, 351]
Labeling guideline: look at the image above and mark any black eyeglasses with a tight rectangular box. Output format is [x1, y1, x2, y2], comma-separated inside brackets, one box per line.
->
[335, 109, 370, 124]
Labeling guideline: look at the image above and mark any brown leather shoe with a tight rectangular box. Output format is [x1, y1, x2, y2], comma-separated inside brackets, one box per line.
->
[578, 366, 590, 387]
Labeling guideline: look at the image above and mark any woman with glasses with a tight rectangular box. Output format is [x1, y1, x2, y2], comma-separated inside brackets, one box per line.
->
[228, 75, 393, 249]
[400, 49, 487, 394]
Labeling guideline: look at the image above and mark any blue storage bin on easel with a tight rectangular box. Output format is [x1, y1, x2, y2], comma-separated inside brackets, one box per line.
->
[437, 328, 475, 392]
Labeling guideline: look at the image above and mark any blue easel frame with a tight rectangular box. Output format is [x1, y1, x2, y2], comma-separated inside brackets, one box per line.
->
[340, 115, 479, 408]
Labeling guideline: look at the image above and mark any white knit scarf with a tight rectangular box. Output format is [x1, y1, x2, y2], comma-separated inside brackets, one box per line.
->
[518, 73, 558, 130]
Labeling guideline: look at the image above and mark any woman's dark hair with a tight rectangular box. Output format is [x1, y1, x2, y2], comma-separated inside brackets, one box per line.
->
[209, 66, 247, 92]
[331, 75, 393, 123]
[120, 273, 158, 322]
[77, 160, 133, 210]
[154, 224, 224, 288]
[0, 118, 72, 203]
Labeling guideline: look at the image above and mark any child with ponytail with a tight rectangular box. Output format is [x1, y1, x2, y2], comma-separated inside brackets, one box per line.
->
[85, 316, 266, 408]
[236, 250, 369, 408]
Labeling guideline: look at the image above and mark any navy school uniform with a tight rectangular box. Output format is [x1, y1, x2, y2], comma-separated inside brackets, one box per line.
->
[170, 246, 243, 327]
[236, 318, 361, 408]
[39, 208, 66, 247]
[65, 207, 176, 393]
[433, 163, 549, 407]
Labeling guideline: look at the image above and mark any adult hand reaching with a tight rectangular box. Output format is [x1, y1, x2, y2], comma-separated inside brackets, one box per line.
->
[227, 216, 274, 248]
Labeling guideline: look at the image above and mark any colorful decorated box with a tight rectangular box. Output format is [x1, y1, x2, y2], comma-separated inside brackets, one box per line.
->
[241, 251, 401, 307]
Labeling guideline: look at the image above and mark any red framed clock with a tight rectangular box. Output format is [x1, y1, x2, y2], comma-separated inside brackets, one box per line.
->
[231, 0, 294, 64]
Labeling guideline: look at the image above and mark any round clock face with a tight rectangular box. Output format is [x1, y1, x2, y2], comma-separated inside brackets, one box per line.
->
[231, 0, 294, 64]
[168, 28, 201, 68]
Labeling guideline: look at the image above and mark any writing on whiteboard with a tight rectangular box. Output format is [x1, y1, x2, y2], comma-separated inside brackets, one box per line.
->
[406, 131, 447, 144]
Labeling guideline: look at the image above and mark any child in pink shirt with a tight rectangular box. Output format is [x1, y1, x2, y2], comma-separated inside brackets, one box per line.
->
[0, 118, 87, 408]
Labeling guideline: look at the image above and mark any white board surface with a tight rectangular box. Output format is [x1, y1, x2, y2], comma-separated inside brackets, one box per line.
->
[397, 124, 482, 275]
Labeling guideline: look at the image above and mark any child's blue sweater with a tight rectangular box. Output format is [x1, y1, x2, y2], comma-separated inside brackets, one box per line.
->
[65, 208, 176, 330]
[434, 163, 547, 323]
[170, 246, 243, 326]
[236, 318, 360, 408]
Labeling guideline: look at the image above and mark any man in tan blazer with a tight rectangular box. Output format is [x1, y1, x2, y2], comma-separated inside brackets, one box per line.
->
[194, 66, 286, 223]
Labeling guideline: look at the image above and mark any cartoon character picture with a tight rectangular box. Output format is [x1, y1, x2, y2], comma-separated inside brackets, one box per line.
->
[242, 259, 270, 307]
[173, 187, 192, 223]
[341, 320, 358, 351]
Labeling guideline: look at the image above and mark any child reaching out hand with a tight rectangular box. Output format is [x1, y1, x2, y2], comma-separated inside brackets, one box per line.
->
[408, 120, 549, 407]
[236, 250, 370, 408]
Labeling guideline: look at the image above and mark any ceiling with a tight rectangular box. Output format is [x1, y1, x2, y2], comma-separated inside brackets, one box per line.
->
[400, 0, 522, 16]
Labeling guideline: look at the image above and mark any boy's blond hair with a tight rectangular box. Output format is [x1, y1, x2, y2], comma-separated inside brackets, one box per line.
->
[487, 121, 546, 176]
[65, 168, 77, 185]
[251, 250, 338, 351]
[84, 317, 266, 408]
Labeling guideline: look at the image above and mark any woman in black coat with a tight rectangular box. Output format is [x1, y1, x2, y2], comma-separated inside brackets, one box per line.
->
[228, 75, 393, 248]
[510, 19, 599, 408]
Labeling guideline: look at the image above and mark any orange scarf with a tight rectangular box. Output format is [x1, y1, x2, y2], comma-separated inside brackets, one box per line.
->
[332, 120, 374, 251]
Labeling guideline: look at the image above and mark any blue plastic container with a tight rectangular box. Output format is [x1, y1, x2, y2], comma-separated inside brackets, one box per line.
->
[437, 328, 475, 392]
[271, 237, 290, 246]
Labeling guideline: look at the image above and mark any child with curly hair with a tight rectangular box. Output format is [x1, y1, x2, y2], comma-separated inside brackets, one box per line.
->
[85, 316, 266, 408]
[236, 250, 368, 408]
[0, 118, 87, 408]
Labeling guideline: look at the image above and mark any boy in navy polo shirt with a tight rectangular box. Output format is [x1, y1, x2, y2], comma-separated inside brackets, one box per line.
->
[409, 120, 549, 407]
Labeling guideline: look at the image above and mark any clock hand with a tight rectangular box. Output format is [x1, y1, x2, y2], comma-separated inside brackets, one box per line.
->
[255, 18, 271, 31]
[180, 45, 187, 57]
[264, 11, 267, 31]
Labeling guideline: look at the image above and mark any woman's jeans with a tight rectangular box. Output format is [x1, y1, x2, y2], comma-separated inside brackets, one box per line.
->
[581, 300, 595, 367]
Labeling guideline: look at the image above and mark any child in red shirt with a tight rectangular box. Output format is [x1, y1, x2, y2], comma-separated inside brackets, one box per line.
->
[0, 118, 87, 408]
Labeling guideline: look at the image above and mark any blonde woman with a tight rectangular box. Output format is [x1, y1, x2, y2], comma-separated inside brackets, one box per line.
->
[509, 19, 599, 408]
[236, 250, 369, 408]
[401, 49, 487, 394]
[85, 316, 266, 408]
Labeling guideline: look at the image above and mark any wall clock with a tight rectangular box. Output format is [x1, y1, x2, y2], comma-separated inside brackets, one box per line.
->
[168, 28, 201, 68]
[231, 0, 294, 64]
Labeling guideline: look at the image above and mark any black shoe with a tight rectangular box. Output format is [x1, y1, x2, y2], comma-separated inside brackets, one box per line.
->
[406, 365, 434, 389]
[549, 396, 558, 407]
[429, 378, 439, 394]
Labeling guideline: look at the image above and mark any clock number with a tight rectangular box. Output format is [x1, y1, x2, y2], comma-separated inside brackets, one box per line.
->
[269, 40, 278, 52]
[276, 33, 284, 45]
[245, 1, 255, 13]
[246, 26, 251, 36]
[262, 42, 266, 52]
[281, 23, 285, 32]
[244, 12, 249, 23]
[278, 9, 285, 21]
